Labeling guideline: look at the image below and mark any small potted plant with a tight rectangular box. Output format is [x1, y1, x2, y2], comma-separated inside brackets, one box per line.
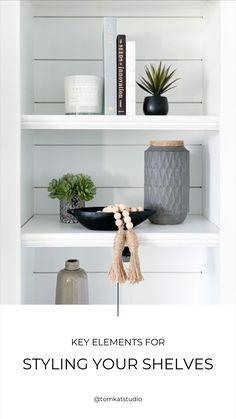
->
[48, 173, 96, 223]
[137, 62, 179, 115]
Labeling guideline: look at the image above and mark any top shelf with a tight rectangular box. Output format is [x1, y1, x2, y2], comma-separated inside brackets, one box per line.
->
[21, 115, 219, 131]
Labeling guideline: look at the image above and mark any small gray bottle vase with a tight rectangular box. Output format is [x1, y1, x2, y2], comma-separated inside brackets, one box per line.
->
[55, 259, 89, 304]
[60, 197, 84, 223]
[144, 140, 189, 225]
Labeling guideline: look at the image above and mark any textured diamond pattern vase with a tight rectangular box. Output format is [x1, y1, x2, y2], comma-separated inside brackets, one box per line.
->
[60, 197, 84, 223]
[144, 140, 189, 224]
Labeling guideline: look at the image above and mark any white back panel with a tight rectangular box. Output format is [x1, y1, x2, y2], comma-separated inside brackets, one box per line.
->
[34, 13, 203, 113]
[32, 272, 207, 305]
[34, 60, 202, 103]
[34, 186, 202, 215]
[35, 102, 203, 115]
[34, 17, 203, 59]
[35, 247, 205, 272]
[34, 144, 202, 187]
[33, 1, 206, 18]
[31, 246, 211, 305]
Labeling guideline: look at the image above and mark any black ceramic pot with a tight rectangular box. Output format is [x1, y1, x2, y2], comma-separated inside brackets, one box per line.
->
[143, 96, 169, 115]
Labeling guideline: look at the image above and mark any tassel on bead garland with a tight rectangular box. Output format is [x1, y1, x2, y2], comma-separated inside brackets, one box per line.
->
[106, 204, 144, 284]
[108, 226, 127, 283]
[126, 229, 143, 284]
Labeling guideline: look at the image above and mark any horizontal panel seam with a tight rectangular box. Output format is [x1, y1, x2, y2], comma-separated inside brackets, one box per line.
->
[33, 271, 203, 274]
[35, 58, 104, 62]
[34, 187, 203, 189]
[34, 101, 204, 104]
[33, 143, 203, 147]
[138, 101, 203, 104]
[34, 143, 202, 148]
[34, 58, 203, 62]
[34, 16, 204, 19]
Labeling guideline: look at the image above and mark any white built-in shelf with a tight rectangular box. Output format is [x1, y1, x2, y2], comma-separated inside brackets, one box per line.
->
[21, 115, 219, 131]
[21, 215, 219, 248]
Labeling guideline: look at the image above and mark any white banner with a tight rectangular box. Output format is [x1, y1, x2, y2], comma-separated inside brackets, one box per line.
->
[0, 305, 235, 418]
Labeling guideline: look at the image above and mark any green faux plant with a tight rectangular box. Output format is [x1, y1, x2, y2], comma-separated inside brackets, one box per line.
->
[48, 173, 96, 203]
[137, 62, 179, 96]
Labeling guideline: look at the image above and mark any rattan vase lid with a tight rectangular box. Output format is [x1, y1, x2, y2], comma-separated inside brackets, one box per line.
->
[150, 140, 184, 147]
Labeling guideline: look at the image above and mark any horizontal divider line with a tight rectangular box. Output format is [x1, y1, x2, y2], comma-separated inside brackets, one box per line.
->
[137, 101, 203, 104]
[34, 101, 203, 105]
[33, 271, 203, 275]
[35, 101, 65, 104]
[34, 58, 203, 62]
[35, 58, 103, 62]
[134, 58, 203, 62]
[34, 186, 141, 190]
[34, 143, 203, 147]
[34, 185, 202, 189]
[34, 16, 204, 19]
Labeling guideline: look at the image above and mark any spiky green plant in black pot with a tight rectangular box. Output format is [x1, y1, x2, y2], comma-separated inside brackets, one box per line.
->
[137, 62, 179, 115]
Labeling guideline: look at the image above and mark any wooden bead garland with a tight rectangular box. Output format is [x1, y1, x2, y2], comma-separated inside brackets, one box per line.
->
[103, 204, 144, 284]
[102, 204, 144, 231]
[122, 210, 129, 217]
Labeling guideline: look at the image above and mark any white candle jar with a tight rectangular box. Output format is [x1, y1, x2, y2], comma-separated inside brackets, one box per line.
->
[65, 75, 103, 114]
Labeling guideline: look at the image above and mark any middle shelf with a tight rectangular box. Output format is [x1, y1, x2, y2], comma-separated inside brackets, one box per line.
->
[21, 115, 219, 131]
[21, 215, 219, 248]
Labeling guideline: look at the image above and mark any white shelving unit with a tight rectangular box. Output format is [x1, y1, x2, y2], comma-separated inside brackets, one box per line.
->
[22, 115, 219, 131]
[1, 0, 236, 305]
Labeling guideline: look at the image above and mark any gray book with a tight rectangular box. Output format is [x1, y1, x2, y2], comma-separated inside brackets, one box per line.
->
[103, 17, 117, 115]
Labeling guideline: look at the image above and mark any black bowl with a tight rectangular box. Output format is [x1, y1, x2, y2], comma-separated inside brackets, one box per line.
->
[67, 207, 156, 231]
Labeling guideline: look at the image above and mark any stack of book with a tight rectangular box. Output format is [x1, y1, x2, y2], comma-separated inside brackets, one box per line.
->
[103, 17, 136, 116]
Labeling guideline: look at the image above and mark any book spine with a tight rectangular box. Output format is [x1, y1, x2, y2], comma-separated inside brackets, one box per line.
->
[103, 18, 117, 115]
[126, 41, 136, 116]
[117, 34, 126, 115]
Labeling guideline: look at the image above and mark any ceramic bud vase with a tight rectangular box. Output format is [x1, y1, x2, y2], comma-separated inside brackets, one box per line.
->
[144, 140, 189, 224]
[55, 259, 89, 304]
[60, 197, 84, 223]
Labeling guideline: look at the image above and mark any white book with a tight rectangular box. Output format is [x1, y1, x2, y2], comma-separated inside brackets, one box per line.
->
[103, 17, 117, 115]
[126, 41, 136, 116]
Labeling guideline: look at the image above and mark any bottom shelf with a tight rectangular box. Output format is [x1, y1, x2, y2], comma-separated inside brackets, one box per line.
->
[21, 215, 219, 248]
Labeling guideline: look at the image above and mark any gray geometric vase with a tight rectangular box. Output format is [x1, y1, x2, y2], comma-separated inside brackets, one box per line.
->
[144, 140, 189, 224]
[60, 197, 84, 223]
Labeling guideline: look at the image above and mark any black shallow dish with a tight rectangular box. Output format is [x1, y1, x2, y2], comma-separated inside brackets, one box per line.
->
[67, 207, 156, 231]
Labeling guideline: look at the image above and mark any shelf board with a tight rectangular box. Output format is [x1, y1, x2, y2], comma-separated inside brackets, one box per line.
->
[21, 215, 219, 248]
[21, 115, 219, 131]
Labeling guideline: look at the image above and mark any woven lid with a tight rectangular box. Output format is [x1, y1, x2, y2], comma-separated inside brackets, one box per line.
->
[65, 259, 79, 270]
[150, 140, 184, 147]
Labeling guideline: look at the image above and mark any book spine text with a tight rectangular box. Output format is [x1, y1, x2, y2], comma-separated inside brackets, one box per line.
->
[117, 34, 126, 115]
